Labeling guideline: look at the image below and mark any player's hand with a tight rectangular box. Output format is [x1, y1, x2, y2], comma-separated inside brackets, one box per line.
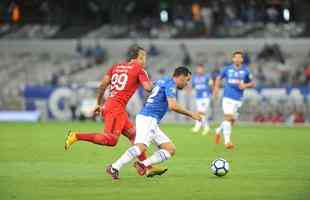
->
[190, 112, 203, 121]
[92, 105, 101, 117]
[239, 83, 246, 90]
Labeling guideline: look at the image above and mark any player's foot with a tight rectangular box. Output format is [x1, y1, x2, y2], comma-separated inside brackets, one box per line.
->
[225, 142, 235, 149]
[202, 126, 210, 136]
[106, 165, 120, 180]
[133, 161, 147, 176]
[64, 131, 77, 150]
[191, 126, 200, 133]
[146, 165, 168, 178]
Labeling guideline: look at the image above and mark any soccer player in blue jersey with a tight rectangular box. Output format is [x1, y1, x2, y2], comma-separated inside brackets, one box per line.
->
[191, 64, 213, 135]
[106, 67, 202, 179]
[213, 51, 255, 149]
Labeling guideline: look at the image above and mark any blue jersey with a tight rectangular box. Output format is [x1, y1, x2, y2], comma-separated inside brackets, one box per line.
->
[219, 64, 253, 101]
[192, 74, 212, 99]
[140, 77, 177, 122]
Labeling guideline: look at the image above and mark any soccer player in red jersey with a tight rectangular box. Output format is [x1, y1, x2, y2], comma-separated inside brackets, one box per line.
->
[65, 45, 167, 178]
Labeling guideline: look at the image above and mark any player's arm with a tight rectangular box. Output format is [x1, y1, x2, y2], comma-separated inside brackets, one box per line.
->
[167, 97, 201, 121]
[141, 81, 153, 92]
[239, 81, 256, 89]
[93, 74, 111, 115]
[139, 68, 153, 92]
[239, 71, 256, 90]
[96, 74, 111, 105]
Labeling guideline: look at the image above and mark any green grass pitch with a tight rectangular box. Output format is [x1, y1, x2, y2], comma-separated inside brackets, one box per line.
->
[1, 122, 310, 200]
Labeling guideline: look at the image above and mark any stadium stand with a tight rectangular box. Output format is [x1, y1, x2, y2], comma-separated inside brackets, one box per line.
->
[0, 39, 309, 123]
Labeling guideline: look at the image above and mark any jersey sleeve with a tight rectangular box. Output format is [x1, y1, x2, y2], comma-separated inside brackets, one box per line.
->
[165, 82, 177, 98]
[219, 67, 227, 79]
[138, 68, 150, 83]
[106, 65, 114, 77]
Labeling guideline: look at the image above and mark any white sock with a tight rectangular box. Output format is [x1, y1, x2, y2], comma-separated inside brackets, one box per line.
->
[112, 146, 141, 171]
[222, 120, 232, 144]
[216, 121, 224, 134]
[194, 120, 202, 130]
[203, 118, 209, 129]
[141, 149, 171, 167]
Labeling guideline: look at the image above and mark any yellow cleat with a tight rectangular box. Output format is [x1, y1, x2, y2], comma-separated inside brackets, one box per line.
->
[64, 131, 77, 150]
[146, 165, 168, 178]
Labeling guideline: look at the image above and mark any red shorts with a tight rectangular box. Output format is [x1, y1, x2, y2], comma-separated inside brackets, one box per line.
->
[101, 101, 134, 136]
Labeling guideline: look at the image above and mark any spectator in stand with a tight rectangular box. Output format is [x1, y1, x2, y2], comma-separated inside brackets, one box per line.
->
[287, 111, 305, 124]
[258, 43, 285, 63]
[304, 64, 310, 83]
[93, 42, 105, 64]
[293, 112, 305, 123]
[180, 43, 192, 66]
[75, 40, 84, 56]
[254, 111, 265, 123]
[84, 45, 93, 58]
[271, 110, 284, 123]
[201, 5, 213, 36]
[148, 43, 160, 57]
[51, 73, 59, 86]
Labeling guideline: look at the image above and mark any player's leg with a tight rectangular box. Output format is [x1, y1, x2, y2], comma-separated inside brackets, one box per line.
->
[121, 117, 148, 161]
[108, 115, 153, 178]
[202, 98, 211, 135]
[65, 112, 124, 150]
[134, 126, 174, 175]
[122, 119, 168, 177]
[215, 98, 240, 148]
[139, 142, 175, 168]
[192, 99, 203, 132]
[215, 99, 226, 144]
[222, 114, 234, 149]
[215, 98, 233, 145]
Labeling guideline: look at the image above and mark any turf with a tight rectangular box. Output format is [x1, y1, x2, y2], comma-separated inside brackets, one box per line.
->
[0, 122, 310, 200]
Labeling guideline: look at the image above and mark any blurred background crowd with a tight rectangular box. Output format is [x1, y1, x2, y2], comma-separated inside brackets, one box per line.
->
[0, 0, 309, 124]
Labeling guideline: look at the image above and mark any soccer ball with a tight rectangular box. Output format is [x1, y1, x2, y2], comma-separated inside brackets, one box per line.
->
[211, 158, 229, 177]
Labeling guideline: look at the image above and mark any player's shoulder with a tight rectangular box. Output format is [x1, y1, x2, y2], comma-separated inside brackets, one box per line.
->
[158, 76, 175, 87]
[222, 64, 232, 71]
[241, 64, 251, 73]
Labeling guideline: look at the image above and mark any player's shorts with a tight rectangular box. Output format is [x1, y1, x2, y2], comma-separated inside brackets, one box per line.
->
[102, 103, 133, 136]
[195, 98, 211, 112]
[222, 97, 242, 117]
[134, 114, 171, 147]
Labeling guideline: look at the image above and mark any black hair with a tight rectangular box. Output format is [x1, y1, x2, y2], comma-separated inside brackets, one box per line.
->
[173, 66, 192, 77]
[127, 45, 145, 61]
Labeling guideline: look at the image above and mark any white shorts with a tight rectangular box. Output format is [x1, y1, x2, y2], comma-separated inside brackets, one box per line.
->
[134, 114, 171, 147]
[222, 97, 242, 116]
[196, 98, 211, 112]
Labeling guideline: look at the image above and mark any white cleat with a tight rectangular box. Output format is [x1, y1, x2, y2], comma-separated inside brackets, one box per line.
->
[191, 126, 200, 133]
[202, 126, 210, 135]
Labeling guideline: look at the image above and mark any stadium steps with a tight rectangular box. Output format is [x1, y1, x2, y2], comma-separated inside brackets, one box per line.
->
[51, 24, 101, 39]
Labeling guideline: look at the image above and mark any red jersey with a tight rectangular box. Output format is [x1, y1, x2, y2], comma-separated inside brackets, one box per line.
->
[104, 61, 149, 109]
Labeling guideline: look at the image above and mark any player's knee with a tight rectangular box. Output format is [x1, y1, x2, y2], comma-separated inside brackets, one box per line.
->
[169, 147, 176, 156]
[160, 143, 176, 156]
[224, 115, 234, 122]
[165, 145, 176, 156]
[107, 135, 119, 146]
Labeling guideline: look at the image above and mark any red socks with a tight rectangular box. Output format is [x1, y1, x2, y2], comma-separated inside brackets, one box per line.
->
[137, 151, 147, 161]
[76, 133, 119, 146]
